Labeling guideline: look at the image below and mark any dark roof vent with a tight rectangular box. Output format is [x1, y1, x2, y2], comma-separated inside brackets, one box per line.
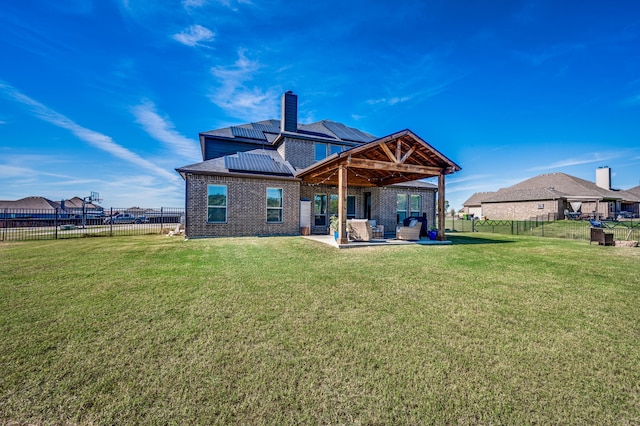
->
[280, 91, 298, 133]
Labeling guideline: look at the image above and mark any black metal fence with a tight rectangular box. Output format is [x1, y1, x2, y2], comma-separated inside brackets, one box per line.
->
[0, 207, 184, 241]
[446, 215, 640, 243]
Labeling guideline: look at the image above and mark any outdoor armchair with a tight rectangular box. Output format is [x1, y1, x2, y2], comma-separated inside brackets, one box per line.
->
[396, 219, 422, 241]
[348, 219, 373, 241]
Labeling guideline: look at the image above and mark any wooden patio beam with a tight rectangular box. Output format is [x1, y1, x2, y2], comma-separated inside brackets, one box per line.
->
[379, 143, 397, 163]
[338, 165, 348, 244]
[399, 145, 416, 164]
[437, 173, 446, 241]
[347, 158, 444, 175]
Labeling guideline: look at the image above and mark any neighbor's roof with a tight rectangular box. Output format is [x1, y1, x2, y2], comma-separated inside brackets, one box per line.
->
[481, 172, 640, 203]
[462, 191, 495, 207]
[176, 149, 297, 180]
[627, 185, 640, 198]
[0, 196, 59, 210]
[0, 196, 102, 210]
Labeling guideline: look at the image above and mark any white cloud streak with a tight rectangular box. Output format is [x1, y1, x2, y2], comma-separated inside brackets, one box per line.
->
[0, 81, 179, 182]
[132, 100, 201, 160]
[172, 24, 215, 46]
[528, 152, 620, 171]
[210, 49, 279, 120]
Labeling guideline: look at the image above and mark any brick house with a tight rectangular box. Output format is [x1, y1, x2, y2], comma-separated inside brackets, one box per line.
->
[176, 91, 461, 241]
[463, 167, 640, 220]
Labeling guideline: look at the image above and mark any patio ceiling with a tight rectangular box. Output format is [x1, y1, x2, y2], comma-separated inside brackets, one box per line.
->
[295, 129, 461, 186]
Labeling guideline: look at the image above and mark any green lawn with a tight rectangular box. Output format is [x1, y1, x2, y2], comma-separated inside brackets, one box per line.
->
[1, 234, 639, 425]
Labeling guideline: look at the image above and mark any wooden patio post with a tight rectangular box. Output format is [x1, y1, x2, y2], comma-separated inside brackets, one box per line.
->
[338, 165, 349, 244]
[437, 172, 446, 241]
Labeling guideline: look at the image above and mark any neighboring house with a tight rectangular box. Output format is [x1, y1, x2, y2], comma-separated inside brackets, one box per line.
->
[176, 91, 461, 241]
[0, 196, 103, 218]
[462, 167, 640, 220]
[460, 192, 494, 219]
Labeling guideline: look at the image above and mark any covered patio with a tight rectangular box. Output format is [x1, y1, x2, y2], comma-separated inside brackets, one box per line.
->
[296, 129, 461, 244]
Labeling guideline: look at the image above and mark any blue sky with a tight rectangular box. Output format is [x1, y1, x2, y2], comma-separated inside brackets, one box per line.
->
[1, 0, 639, 209]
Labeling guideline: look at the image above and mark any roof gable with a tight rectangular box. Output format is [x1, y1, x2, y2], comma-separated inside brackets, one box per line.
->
[295, 129, 460, 187]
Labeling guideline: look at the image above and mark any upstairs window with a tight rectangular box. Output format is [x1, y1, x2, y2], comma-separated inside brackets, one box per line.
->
[330, 144, 343, 156]
[207, 185, 227, 223]
[314, 142, 327, 162]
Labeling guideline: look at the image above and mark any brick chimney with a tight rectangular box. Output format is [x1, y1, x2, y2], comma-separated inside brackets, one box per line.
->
[280, 91, 298, 133]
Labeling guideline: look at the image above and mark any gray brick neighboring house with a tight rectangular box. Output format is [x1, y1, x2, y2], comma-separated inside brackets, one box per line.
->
[176, 91, 461, 240]
[0, 196, 103, 217]
[463, 167, 640, 220]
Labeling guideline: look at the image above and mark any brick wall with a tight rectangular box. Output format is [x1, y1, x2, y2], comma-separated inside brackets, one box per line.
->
[376, 186, 436, 233]
[279, 137, 315, 169]
[185, 174, 300, 238]
[482, 199, 563, 220]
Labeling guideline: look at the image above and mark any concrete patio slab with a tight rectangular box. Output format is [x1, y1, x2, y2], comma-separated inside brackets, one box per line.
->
[302, 234, 452, 249]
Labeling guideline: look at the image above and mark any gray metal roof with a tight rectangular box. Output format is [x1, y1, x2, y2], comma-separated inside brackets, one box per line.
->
[225, 152, 293, 176]
[176, 149, 296, 178]
[200, 119, 376, 144]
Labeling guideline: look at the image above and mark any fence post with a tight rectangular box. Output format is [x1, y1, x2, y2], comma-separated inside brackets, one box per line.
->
[109, 207, 113, 236]
[55, 208, 59, 240]
[511, 221, 514, 235]
[161, 207, 164, 229]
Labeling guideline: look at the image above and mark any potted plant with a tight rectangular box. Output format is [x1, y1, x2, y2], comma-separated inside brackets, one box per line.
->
[428, 226, 438, 240]
[329, 215, 340, 239]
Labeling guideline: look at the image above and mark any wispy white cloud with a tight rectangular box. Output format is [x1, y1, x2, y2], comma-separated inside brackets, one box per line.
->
[627, 93, 640, 106]
[365, 71, 464, 109]
[528, 152, 620, 171]
[513, 43, 586, 66]
[366, 96, 412, 106]
[210, 49, 279, 120]
[0, 80, 179, 182]
[132, 100, 200, 160]
[172, 24, 215, 47]
[183, 0, 207, 8]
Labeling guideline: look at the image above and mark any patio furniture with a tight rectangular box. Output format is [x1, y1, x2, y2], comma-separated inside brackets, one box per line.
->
[396, 219, 422, 241]
[403, 216, 428, 236]
[348, 219, 373, 242]
[369, 220, 384, 239]
[590, 227, 614, 246]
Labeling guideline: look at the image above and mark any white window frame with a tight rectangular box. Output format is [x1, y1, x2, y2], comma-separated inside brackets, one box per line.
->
[266, 187, 284, 223]
[207, 184, 227, 223]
